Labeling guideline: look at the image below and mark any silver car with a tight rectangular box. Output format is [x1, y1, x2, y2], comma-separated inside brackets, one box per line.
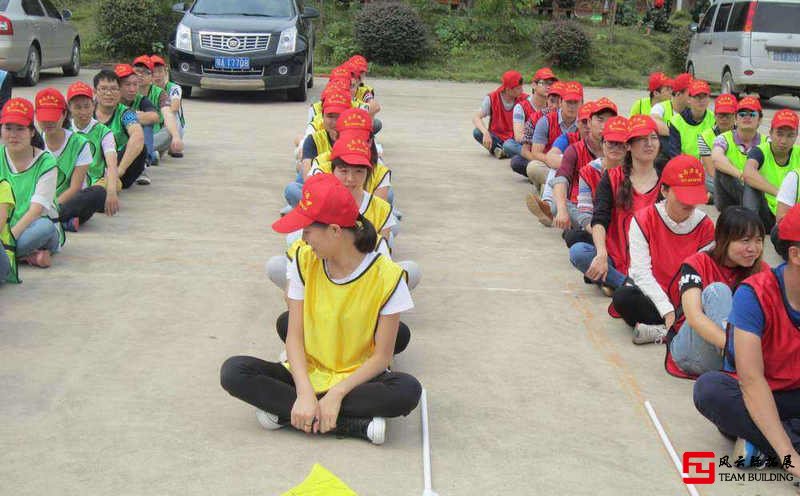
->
[687, 0, 800, 101]
[0, 0, 80, 86]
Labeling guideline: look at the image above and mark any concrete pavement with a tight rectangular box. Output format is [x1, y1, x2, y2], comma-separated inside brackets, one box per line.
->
[1, 69, 800, 495]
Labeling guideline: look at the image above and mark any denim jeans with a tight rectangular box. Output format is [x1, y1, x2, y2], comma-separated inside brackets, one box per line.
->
[502, 139, 523, 158]
[472, 128, 503, 155]
[568, 241, 627, 288]
[694, 370, 800, 457]
[670, 282, 730, 376]
[16, 217, 59, 257]
[714, 171, 744, 213]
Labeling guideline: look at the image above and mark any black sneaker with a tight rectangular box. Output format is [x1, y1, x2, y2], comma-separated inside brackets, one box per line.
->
[335, 416, 386, 445]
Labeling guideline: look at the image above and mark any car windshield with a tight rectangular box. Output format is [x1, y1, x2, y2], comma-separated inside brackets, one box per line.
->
[192, 0, 293, 17]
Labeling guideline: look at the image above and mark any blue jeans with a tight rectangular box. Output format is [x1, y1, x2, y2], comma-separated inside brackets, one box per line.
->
[143, 125, 154, 159]
[568, 241, 627, 289]
[472, 128, 503, 154]
[284, 181, 303, 207]
[502, 139, 523, 158]
[16, 217, 59, 257]
[670, 282, 730, 376]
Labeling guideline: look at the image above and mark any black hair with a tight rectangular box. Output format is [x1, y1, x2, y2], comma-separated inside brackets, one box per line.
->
[775, 235, 800, 261]
[711, 207, 766, 282]
[311, 213, 377, 254]
[331, 157, 373, 189]
[93, 69, 120, 89]
[617, 151, 634, 210]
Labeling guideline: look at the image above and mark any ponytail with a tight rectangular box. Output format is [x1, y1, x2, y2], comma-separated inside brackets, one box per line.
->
[617, 151, 634, 210]
[348, 214, 377, 253]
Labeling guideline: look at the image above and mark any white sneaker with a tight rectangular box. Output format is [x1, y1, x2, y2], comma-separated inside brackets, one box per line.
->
[255, 409, 284, 430]
[366, 417, 386, 445]
[136, 171, 151, 185]
[632, 323, 668, 345]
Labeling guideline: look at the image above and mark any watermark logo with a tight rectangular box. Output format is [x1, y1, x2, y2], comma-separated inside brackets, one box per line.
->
[683, 452, 715, 484]
[681, 452, 795, 484]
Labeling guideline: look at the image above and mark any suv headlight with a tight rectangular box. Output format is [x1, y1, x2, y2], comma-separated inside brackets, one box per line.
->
[176, 23, 192, 51]
[276, 26, 297, 55]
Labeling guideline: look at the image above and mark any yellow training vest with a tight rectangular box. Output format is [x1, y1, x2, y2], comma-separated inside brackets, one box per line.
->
[290, 245, 405, 393]
[311, 130, 333, 159]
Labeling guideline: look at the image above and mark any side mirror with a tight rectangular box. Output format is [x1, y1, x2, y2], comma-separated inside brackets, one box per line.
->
[60, 9, 72, 20]
[689, 23, 698, 32]
[172, 2, 186, 13]
[301, 6, 320, 19]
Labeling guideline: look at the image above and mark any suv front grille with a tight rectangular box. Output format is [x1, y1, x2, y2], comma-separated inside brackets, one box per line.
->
[201, 65, 265, 77]
[199, 32, 270, 53]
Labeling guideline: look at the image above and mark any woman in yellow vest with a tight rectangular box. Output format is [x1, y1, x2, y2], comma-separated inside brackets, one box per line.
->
[0, 98, 60, 268]
[222, 174, 421, 444]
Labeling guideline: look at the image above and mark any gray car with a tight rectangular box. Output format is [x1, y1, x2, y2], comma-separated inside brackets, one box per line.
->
[168, 0, 319, 101]
[0, 0, 80, 86]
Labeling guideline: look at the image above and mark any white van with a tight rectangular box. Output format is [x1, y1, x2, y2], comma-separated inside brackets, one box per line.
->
[686, 0, 800, 101]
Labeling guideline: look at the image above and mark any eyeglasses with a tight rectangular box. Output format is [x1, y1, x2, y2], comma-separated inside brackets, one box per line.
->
[537, 80, 555, 87]
[96, 87, 120, 94]
[603, 141, 626, 149]
[737, 110, 759, 118]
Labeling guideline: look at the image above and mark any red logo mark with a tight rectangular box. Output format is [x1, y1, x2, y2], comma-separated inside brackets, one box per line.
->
[683, 452, 715, 484]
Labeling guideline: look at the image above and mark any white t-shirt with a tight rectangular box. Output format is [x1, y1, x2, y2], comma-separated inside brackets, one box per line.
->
[45, 129, 93, 167]
[650, 102, 666, 120]
[287, 251, 414, 315]
[72, 119, 117, 155]
[6, 149, 57, 218]
[777, 170, 800, 208]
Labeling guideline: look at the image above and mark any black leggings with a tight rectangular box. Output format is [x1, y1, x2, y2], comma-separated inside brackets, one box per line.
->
[119, 148, 147, 189]
[275, 311, 411, 355]
[58, 186, 106, 224]
[220, 356, 422, 421]
[612, 285, 664, 327]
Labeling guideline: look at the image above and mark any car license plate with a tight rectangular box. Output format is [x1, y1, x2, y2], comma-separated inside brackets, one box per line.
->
[772, 51, 800, 63]
[214, 57, 250, 70]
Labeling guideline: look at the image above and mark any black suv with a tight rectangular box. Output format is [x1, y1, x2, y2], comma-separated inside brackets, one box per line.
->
[168, 0, 319, 100]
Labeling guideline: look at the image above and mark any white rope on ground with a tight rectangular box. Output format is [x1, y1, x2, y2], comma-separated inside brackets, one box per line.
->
[421, 388, 439, 496]
[644, 400, 700, 496]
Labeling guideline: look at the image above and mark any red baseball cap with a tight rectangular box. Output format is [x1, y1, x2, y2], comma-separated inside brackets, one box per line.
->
[548, 81, 566, 97]
[778, 204, 800, 242]
[348, 55, 368, 74]
[34, 88, 67, 122]
[648, 72, 670, 92]
[114, 64, 135, 79]
[66, 81, 94, 102]
[627, 114, 658, 140]
[688, 79, 711, 97]
[501, 70, 523, 90]
[330, 132, 373, 168]
[336, 108, 372, 135]
[132, 55, 154, 71]
[671, 73, 693, 92]
[737, 96, 762, 113]
[562, 81, 583, 101]
[578, 101, 595, 122]
[0, 98, 34, 127]
[602, 116, 630, 143]
[150, 55, 167, 67]
[713, 94, 737, 114]
[592, 97, 618, 116]
[330, 66, 353, 80]
[532, 67, 557, 82]
[772, 109, 799, 130]
[272, 173, 359, 233]
[322, 91, 351, 114]
[662, 155, 707, 205]
[324, 78, 349, 94]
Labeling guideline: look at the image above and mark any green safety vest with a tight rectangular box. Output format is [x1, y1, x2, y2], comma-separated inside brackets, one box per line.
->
[630, 96, 652, 117]
[164, 81, 186, 127]
[757, 142, 800, 214]
[700, 128, 718, 152]
[133, 86, 165, 132]
[661, 100, 674, 123]
[53, 132, 90, 198]
[719, 131, 767, 172]
[670, 110, 717, 158]
[74, 121, 113, 186]
[0, 147, 58, 227]
[97, 104, 132, 152]
[0, 179, 19, 283]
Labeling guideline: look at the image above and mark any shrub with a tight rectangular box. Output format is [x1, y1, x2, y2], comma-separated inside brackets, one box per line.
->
[536, 19, 591, 70]
[669, 25, 694, 72]
[317, 19, 359, 66]
[354, 2, 429, 65]
[615, 0, 639, 26]
[96, 0, 174, 58]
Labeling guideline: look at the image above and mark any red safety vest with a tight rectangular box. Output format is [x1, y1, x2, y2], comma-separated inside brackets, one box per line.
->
[488, 88, 516, 142]
[542, 112, 564, 152]
[566, 131, 581, 144]
[606, 167, 662, 275]
[568, 139, 597, 203]
[633, 206, 715, 307]
[579, 163, 603, 199]
[733, 268, 800, 391]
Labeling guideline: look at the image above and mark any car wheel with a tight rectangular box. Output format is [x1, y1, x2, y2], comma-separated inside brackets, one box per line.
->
[19, 45, 40, 87]
[180, 85, 193, 99]
[306, 54, 314, 89]
[62, 41, 80, 76]
[287, 80, 308, 102]
[721, 70, 739, 98]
